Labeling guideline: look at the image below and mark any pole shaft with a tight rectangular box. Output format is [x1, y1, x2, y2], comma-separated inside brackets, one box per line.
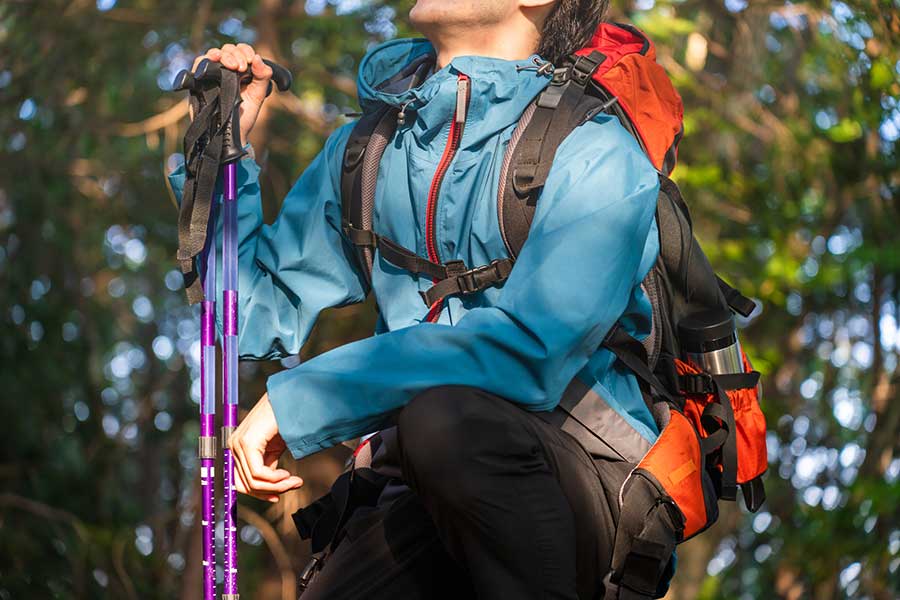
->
[222, 162, 239, 598]
[200, 210, 218, 600]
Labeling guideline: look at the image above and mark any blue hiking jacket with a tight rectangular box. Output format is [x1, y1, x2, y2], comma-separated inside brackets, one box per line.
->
[169, 38, 661, 459]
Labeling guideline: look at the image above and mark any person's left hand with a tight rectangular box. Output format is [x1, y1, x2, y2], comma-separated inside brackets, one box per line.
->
[228, 393, 303, 502]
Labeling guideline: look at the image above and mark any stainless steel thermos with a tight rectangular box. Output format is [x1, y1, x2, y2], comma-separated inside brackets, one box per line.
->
[678, 309, 744, 375]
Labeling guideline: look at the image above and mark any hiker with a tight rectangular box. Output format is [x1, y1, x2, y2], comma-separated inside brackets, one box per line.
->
[170, 0, 768, 598]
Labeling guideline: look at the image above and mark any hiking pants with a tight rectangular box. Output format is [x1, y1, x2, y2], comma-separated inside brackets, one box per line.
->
[300, 386, 631, 600]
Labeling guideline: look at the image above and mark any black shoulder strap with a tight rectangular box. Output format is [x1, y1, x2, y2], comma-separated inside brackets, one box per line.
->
[499, 51, 606, 259]
[340, 104, 399, 287]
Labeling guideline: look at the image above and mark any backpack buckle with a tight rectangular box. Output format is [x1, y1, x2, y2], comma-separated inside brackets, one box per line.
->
[570, 51, 605, 87]
[679, 373, 714, 395]
[457, 260, 512, 295]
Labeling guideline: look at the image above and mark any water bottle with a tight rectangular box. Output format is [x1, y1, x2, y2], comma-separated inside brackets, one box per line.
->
[678, 309, 744, 375]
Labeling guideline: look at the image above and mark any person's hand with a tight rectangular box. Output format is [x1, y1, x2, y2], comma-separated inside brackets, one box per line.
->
[191, 43, 274, 140]
[228, 393, 303, 502]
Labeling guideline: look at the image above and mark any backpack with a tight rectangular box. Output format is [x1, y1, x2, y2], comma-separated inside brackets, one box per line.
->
[338, 23, 768, 599]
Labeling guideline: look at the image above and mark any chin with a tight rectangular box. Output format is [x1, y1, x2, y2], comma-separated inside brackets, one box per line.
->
[410, 0, 504, 32]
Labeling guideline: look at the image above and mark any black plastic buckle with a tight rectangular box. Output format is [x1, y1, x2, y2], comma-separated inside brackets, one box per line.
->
[537, 68, 572, 109]
[679, 373, 714, 395]
[457, 260, 508, 295]
[550, 66, 570, 85]
[570, 51, 605, 87]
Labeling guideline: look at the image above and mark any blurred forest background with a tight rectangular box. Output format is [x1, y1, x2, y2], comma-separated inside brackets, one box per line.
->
[1, 0, 899, 598]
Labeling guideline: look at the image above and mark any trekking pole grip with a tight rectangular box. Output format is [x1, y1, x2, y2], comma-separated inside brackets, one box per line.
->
[191, 58, 292, 163]
[190, 58, 293, 95]
[262, 59, 293, 93]
[221, 101, 246, 164]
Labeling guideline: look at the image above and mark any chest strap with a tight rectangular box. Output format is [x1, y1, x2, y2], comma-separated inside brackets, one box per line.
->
[344, 222, 514, 306]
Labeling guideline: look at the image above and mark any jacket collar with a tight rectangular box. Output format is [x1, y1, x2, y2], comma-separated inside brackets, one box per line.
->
[357, 37, 552, 146]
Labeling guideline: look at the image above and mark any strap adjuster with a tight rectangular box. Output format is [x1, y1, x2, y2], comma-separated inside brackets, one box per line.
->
[458, 259, 512, 295]
[570, 51, 605, 87]
[343, 223, 377, 248]
[679, 372, 714, 395]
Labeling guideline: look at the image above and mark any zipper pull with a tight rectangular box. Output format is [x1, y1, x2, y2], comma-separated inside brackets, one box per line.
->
[456, 76, 469, 124]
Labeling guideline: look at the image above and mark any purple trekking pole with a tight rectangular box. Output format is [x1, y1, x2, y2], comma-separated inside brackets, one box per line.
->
[175, 58, 292, 600]
[220, 117, 241, 600]
[200, 210, 218, 599]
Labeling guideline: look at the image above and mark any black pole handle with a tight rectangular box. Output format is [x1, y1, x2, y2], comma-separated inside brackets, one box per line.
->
[172, 69, 196, 92]
[191, 58, 292, 94]
[172, 58, 293, 163]
[172, 58, 292, 94]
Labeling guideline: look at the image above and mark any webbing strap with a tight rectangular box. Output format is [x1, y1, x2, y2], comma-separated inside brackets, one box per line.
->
[678, 371, 759, 394]
[376, 235, 448, 281]
[602, 325, 681, 408]
[420, 258, 514, 306]
[177, 70, 240, 303]
[709, 382, 738, 500]
[344, 221, 515, 306]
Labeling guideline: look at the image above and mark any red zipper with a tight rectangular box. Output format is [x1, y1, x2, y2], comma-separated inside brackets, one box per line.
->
[424, 73, 470, 322]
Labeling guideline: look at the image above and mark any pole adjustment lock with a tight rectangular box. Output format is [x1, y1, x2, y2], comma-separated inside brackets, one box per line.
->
[199, 436, 217, 459]
[221, 426, 236, 448]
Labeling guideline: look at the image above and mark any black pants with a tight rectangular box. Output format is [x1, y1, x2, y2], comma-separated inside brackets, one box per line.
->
[301, 386, 631, 600]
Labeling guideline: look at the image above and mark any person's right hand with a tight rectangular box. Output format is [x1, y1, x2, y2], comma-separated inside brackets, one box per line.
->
[191, 43, 274, 141]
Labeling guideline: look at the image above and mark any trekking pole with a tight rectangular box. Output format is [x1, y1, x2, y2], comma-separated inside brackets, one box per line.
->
[200, 209, 218, 600]
[173, 64, 221, 600]
[221, 107, 241, 600]
[191, 58, 292, 600]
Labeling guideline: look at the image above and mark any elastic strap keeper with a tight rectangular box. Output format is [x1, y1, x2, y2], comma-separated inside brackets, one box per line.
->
[345, 225, 377, 248]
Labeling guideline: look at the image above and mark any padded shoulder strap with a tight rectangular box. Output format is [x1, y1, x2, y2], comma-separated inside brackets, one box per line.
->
[498, 52, 607, 259]
[340, 104, 399, 286]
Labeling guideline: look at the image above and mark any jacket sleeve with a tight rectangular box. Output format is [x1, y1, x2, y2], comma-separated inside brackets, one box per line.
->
[167, 124, 367, 360]
[267, 124, 661, 459]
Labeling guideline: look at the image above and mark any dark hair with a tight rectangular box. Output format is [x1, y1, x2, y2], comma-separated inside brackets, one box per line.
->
[537, 0, 610, 66]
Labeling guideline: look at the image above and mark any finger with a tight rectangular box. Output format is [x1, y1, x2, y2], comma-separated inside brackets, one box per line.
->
[220, 45, 243, 71]
[244, 476, 304, 494]
[224, 44, 248, 72]
[235, 473, 278, 503]
[192, 48, 221, 71]
[228, 432, 255, 494]
[242, 440, 303, 490]
[249, 54, 273, 81]
[230, 437, 257, 497]
[235, 43, 256, 65]
[233, 468, 250, 494]
[244, 442, 303, 487]
[245, 443, 293, 483]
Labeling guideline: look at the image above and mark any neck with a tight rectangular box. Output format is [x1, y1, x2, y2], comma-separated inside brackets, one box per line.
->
[425, 13, 544, 70]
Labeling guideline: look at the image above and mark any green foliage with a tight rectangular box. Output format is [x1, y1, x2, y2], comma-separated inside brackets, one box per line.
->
[0, 1, 897, 599]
